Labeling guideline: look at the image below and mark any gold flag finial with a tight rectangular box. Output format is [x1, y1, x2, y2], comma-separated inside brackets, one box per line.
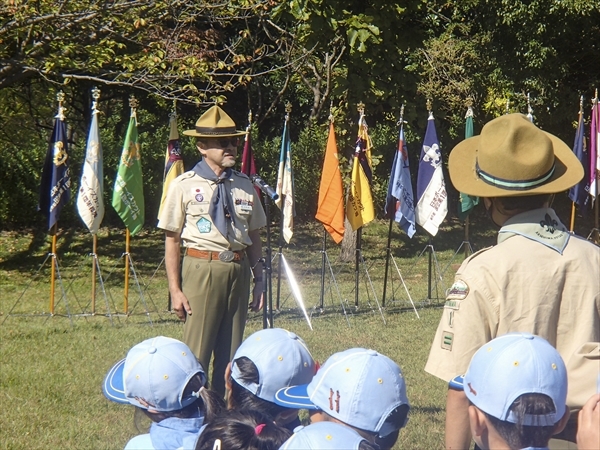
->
[426, 98, 432, 112]
[91, 87, 101, 114]
[397, 104, 406, 126]
[357, 102, 365, 115]
[56, 91, 66, 120]
[129, 94, 139, 110]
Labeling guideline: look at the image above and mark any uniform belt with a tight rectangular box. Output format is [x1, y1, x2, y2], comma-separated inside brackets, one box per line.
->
[186, 248, 244, 262]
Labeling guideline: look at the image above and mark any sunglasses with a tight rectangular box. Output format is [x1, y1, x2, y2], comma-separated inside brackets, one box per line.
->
[217, 137, 239, 148]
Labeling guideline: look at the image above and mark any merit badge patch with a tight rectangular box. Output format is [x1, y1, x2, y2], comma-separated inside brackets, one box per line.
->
[441, 331, 454, 351]
[447, 280, 469, 300]
[195, 193, 204, 202]
[196, 217, 211, 233]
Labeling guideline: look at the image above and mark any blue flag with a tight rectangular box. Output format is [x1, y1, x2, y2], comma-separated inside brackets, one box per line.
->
[38, 109, 71, 230]
[385, 124, 416, 237]
[568, 112, 589, 212]
[415, 112, 447, 236]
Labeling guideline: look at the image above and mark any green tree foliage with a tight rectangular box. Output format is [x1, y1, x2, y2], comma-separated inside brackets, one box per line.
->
[0, 0, 598, 229]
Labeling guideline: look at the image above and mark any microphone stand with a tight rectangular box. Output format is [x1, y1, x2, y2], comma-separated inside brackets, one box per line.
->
[252, 175, 278, 329]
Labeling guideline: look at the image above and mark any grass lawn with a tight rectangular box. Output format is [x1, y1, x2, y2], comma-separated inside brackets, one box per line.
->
[0, 202, 594, 449]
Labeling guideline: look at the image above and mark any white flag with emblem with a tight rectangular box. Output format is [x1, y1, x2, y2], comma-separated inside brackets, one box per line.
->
[77, 104, 104, 233]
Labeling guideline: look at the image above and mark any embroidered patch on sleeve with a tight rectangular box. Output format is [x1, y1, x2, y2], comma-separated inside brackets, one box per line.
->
[447, 280, 469, 300]
[441, 332, 454, 351]
[444, 300, 461, 310]
[196, 217, 211, 233]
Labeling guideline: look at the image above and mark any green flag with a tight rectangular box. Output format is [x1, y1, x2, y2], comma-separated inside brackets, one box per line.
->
[458, 108, 479, 221]
[112, 112, 145, 235]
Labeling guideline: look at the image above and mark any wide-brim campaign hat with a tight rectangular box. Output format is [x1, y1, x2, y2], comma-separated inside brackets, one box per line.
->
[449, 113, 583, 197]
[183, 105, 247, 138]
[102, 336, 206, 412]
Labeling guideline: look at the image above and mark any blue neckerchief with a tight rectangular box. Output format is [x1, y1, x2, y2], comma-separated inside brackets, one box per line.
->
[192, 159, 236, 241]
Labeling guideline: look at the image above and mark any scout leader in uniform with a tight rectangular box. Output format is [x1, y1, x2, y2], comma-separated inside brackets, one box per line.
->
[424, 113, 600, 449]
[158, 105, 266, 398]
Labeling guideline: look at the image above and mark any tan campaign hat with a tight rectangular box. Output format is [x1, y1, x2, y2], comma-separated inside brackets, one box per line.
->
[183, 105, 247, 138]
[449, 113, 583, 197]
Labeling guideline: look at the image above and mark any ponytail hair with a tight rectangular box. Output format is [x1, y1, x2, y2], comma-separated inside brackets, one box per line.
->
[195, 409, 292, 450]
[136, 373, 225, 430]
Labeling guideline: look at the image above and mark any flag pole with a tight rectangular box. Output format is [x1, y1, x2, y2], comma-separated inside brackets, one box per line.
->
[319, 229, 327, 310]
[50, 225, 57, 315]
[92, 234, 97, 314]
[124, 228, 130, 313]
[570, 96, 584, 232]
[355, 228, 361, 308]
[382, 218, 393, 307]
[382, 105, 406, 307]
[593, 91, 599, 243]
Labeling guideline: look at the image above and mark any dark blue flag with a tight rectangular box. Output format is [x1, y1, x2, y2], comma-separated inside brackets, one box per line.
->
[415, 113, 447, 236]
[385, 124, 416, 237]
[568, 113, 589, 212]
[39, 111, 71, 230]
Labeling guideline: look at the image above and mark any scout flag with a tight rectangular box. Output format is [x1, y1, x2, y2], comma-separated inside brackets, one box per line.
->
[415, 111, 447, 236]
[384, 122, 416, 237]
[590, 98, 599, 203]
[316, 121, 345, 243]
[76, 102, 104, 233]
[112, 109, 145, 235]
[568, 109, 589, 210]
[275, 115, 295, 243]
[39, 105, 71, 231]
[158, 112, 184, 218]
[457, 107, 479, 221]
[346, 112, 375, 230]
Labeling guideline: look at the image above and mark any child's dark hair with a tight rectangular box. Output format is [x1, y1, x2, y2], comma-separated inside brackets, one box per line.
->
[229, 357, 288, 419]
[494, 194, 553, 213]
[483, 393, 558, 449]
[375, 404, 410, 450]
[135, 373, 225, 431]
[195, 409, 292, 450]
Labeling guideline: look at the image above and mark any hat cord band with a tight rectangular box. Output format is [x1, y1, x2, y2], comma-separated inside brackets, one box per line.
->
[475, 159, 556, 191]
[195, 126, 237, 135]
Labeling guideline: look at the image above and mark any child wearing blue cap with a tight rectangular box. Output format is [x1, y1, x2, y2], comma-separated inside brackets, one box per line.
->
[224, 328, 316, 431]
[449, 333, 571, 450]
[195, 409, 291, 450]
[102, 336, 225, 450]
[279, 421, 378, 450]
[274, 347, 410, 449]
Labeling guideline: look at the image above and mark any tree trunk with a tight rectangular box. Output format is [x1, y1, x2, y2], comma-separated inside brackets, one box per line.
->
[340, 216, 356, 262]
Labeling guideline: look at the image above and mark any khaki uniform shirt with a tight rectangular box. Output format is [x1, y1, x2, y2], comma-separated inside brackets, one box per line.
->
[157, 169, 266, 251]
[425, 208, 600, 383]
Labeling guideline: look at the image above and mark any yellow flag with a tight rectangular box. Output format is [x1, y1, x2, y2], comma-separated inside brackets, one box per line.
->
[346, 113, 374, 230]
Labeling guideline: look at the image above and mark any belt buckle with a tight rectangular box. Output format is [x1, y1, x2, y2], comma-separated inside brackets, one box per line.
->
[218, 250, 235, 262]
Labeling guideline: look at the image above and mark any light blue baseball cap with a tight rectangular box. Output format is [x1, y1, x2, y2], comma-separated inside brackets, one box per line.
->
[102, 336, 206, 412]
[279, 422, 367, 450]
[449, 333, 567, 426]
[275, 348, 409, 435]
[231, 328, 316, 403]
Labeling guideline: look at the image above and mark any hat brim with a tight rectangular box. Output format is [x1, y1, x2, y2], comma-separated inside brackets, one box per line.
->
[274, 385, 319, 410]
[182, 129, 248, 138]
[102, 358, 129, 404]
[448, 375, 465, 391]
[449, 131, 584, 197]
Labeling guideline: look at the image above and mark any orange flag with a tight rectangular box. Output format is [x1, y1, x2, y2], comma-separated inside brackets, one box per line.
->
[316, 121, 345, 243]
